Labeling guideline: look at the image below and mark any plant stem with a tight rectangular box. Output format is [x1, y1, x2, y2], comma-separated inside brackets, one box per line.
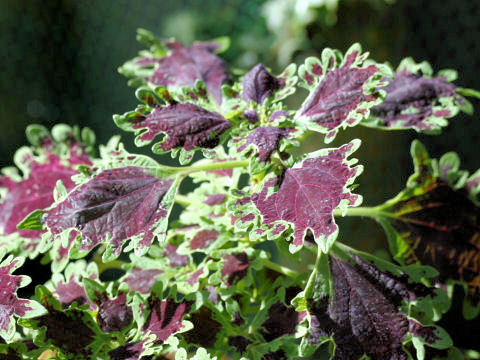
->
[174, 194, 191, 207]
[261, 258, 300, 278]
[178, 159, 249, 175]
[304, 246, 323, 299]
[333, 206, 382, 218]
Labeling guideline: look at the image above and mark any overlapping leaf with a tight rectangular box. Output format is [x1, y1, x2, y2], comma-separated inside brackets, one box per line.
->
[0, 252, 46, 342]
[114, 94, 232, 164]
[232, 140, 363, 253]
[119, 29, 229, 104]
[0, 125, 92, 251]
[296, 43, 387, 142]
[52, 262, 97, 310]
[83, 279, 133, 333]
[375, 140, 480, 317]
[18, 286, 110, 359]
[303, 254, 451, 360]
[364, 58, 470, 132]
[38, 165, 178, 261]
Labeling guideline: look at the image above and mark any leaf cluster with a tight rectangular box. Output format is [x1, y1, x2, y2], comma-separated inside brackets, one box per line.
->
[1, 29, 480, 360]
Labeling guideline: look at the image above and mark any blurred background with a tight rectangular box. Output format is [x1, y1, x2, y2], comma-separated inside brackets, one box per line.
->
[1, 0, 480, 350]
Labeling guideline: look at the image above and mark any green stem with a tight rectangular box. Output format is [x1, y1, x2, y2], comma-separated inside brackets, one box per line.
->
[177, 159, 249, 175]
[304, 246, 323, 299]
[332, 206, 385, 218]
[261, 258, 300, 278]
[174, 194, 191, 207]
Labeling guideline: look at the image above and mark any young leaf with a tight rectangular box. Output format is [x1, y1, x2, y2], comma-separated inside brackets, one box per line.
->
[365, 58, 467, 132]
[234, 126, 296, 174]
[41, 166, 178, 260]
[233, 140, 363, 253]
[0, 253, 46, 342]
[375, 140, 480, 316]
[242, 64, 282, 104]
[296, 44, 385, 143]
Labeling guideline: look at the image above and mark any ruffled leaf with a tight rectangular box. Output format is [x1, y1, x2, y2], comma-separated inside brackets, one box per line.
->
[376, 140, 480, 317]
[142, 290, 192, 345]
[0, 252, 46, 342]
[233, 140, 362, 253]
[365, 58, 467, 132]
[119, 30, 229, 104]
[296, 44, 386, 143]
[304, 254, 451, 360]
[0, 124, 92, 241]
[234, 126, 296, 175]
[114, 103, 231, 164]
[39, 166, 178, 261]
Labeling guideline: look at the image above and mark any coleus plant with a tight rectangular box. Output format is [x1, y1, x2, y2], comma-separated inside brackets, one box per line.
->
[1, 29, 480, 360]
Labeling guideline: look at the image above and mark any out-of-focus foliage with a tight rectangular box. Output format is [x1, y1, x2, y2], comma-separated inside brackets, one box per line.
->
[262, 0, 395, 65]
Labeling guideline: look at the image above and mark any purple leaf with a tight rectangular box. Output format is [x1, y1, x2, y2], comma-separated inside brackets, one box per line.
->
[125, 268, 163, 294]
[260, 301, 306, 341]
[242, 64, 280, 104]
[0, 256, 38, 340]
[183, 307, 221, 347]
[221, 252, 249, 287]
[307, 255, 448, 360]
[190, 229, 219, 250]
[108, 341, 144, 360]
[369, 72, 457, 131]
[228, 335, 252, 354]
[43, 166, 176, 257]
[164, 243, 189, 267]
[237, 126, 293, 163]
[55, 276, 95, 310]
[313, 256, 409, 359]
[0, 161, 76, 239]
[203, 194, 226, 206]
[186, 268, 204, 286]
[297, 49, 380, 142]
[243, 109, 259, 124]
[95, 293, 133, 333]
[129, 103, 231, 152]
[143, 295, 191, 344]
[147, 41, 229, 104]
[37, 309, 96, 356]
[247, 141, 362, 252]
[23, 286, 100, 357]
